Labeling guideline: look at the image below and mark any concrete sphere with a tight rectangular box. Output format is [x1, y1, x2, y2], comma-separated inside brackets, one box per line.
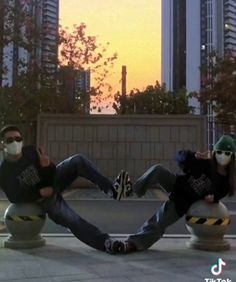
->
[185, 200, 231, 251]
[4, 203, 46, 248]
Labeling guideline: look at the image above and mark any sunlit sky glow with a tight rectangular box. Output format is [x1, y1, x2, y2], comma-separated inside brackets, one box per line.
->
[59, 0, 161, 111]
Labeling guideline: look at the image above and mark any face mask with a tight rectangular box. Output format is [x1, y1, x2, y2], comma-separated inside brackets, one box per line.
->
[215, 151, 232, 166]
[4, 141, 23, 155]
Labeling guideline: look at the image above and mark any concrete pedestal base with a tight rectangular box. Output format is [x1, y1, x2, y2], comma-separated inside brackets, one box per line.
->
[4, 234, 46, 249]
[186, 235, 230, 251]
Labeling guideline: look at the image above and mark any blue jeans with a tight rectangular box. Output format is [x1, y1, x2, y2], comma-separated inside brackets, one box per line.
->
[134, 164, 176, 197]
[128, 164, 181, 251]
[54, 154, 116, 197]
[128, 200, 181, 250]
[39, 154, 115, 251]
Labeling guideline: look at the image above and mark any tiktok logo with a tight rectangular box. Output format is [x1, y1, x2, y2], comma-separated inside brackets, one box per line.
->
[211, 258, 226, 276]
[204, 259, 231, 282]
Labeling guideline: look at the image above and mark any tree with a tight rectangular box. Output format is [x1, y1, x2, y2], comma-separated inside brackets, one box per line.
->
[0, 0, 63, 124]
[0, 0, 47, 88]
[58, 23, 118, 112]
[0, 1, 118, 124]
[113, 81, 191, 115]
[192, 51, 236, 124]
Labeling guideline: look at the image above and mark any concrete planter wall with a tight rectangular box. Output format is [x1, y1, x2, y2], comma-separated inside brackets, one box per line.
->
[37, 114, 207, 185]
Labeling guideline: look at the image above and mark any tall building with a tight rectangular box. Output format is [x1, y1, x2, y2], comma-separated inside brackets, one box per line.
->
[162, 0, 236, 114]
[41, 0, 59, 82]
[162, 0, 186, 93]
[58, 67, 91, 114]
[0, 0, 59, 87]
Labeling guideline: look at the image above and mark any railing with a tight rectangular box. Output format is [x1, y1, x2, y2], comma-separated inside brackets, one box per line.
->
[207, 115, 235, 150]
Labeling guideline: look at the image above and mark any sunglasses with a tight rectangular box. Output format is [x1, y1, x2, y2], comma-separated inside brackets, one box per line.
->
[4, 136, 23, 144]
[216, 150, 232, 156]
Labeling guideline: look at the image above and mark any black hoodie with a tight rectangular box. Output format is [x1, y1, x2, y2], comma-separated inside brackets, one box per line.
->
[0, 146, 56, 203]
[170, 150, 230, 216]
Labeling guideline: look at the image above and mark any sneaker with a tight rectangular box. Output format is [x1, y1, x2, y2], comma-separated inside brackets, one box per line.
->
[124, 173, 133, 197]
[113, 170, 133, 200]
[104, 239, 123, 254]
[119, 241, 137, 254]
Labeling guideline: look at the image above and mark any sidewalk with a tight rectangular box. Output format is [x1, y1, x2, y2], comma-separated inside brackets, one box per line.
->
[0, 235, 235, 282]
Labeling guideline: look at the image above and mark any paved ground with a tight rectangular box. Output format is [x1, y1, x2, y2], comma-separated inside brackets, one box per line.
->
[0, 235, 235, 282]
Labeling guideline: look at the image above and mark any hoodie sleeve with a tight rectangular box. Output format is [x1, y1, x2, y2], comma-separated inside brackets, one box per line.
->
[38, 162, 56, 183]
[211, 175, 231, 203]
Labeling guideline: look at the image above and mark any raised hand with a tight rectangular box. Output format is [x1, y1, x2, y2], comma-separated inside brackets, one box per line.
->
[204, 194, 214, 204]
[38, 147, 50, 167]
[195, 151, 211, 160]
[39, 187, 54, 197]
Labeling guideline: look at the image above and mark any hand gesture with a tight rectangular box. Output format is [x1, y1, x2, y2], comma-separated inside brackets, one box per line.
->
[204, 194, 214, 204]
[40, 187, 54, 198]
[38, 147, 50, 167]
[195, 151, 211, 160]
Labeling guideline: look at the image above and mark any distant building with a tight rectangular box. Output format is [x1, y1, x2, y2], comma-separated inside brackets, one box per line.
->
[77, 69, 91, 94]
[41, 0, 59, 84]
[162, 0, 236, 114]
[0, 0, 59, 87]
[58, 66, 91, 114]
[76, 70, 91, 115]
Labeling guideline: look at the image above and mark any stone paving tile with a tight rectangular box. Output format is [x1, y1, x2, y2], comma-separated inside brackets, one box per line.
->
[0, 280, 53, 282]
[88, 262, 144, 278]
[0, 263, 26, 281]
[51, 273, 98, 282]
[80, 278, 130, 282]
[128, 273, 198, 282]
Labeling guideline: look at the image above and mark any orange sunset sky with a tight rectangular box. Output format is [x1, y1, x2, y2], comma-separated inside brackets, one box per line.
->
[59, 0, 161, 111]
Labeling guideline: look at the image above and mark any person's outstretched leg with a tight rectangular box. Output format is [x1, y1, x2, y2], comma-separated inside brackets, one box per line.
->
[119, 200, 181, 253]
[39, 194, 120, 253]
[134, 164, 176, 197]
[55, 154, 118, 199]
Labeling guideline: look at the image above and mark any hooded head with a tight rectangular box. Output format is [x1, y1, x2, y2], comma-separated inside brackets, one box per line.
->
[213, 135, 235, 166]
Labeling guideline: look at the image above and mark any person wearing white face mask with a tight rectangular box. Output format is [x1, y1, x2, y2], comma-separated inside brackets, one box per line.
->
[0, 124, 132, 254]
[110, 135, 236, 254]
[215, 151, 232, 166]
[4, 136, 23, 156]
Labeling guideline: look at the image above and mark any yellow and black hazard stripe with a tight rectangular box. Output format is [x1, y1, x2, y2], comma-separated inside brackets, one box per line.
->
[5, 214, 46, 222]
[185, 216, 231, 226]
